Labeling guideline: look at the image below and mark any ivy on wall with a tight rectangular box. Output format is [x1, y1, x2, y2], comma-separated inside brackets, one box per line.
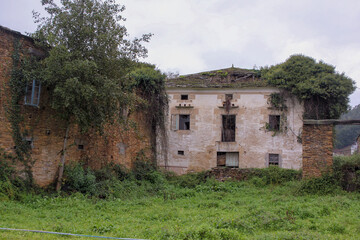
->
[7, 37, 35, 184]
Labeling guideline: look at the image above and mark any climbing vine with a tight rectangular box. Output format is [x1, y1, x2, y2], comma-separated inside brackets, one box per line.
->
[268, 92, 287, 111]
[128, 65, 169, 167]
[7, 38, 35, 184]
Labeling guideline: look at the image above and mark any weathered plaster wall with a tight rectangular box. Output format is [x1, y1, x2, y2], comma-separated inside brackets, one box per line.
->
[158, 88, 303, 174]
[0, 26, 151, 187]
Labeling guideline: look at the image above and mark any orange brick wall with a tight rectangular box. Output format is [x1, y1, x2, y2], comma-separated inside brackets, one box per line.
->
[0, 27, 152, 187]
[302, 123, 333, 178]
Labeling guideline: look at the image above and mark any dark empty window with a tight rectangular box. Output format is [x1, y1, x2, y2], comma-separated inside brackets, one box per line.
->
[178, 150, 184, 155]
[225, 94, 233, 100]
[25, 80, 41, 106]
[179, 115, 190, 130]
[269, 115, 280, 131]
[222, 115, 236, 142]
[78, 145, 84, 150]
[181, 94, 188, 100]
[269, 154, 279, 166]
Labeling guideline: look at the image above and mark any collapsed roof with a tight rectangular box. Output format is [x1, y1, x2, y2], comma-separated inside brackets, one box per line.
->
[166, 67, 267, 89]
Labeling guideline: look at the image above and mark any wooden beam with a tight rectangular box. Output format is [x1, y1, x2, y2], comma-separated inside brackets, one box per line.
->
[304, 119, 360, 125]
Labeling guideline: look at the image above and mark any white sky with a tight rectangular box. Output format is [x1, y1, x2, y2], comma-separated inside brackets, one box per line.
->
[1, 0, 359, 107]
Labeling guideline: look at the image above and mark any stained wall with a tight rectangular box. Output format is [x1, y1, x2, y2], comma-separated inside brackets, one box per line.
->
[0, 26, 151, 187]
[158, 88, 304, 174]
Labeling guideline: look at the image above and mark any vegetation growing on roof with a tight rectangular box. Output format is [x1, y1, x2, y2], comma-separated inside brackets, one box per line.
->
[262, 55, 356, 119]
[166, 67, 267, 89]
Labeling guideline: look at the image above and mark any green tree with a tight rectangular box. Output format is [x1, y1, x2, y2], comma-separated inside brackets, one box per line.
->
[262, 55, 356, 119]
[335, 104, 360, 149]
[31, 0, 151, 191]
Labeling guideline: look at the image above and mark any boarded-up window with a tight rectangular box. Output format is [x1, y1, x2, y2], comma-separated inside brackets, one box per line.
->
[269, 154, 279, 166]
[171, 114, 190, 130]
[269, 115, 280, 131]
[222, 115, 236, 142]
[217, 152, 239, 167]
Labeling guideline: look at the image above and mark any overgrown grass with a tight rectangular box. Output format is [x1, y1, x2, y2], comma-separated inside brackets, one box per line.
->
[1, 178, 360, 239]
[1, 157, 360, 239]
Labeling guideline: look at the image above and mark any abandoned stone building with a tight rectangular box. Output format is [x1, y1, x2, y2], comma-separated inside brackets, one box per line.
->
[157, 68, 304, 174]
[0, 25, 151, 186]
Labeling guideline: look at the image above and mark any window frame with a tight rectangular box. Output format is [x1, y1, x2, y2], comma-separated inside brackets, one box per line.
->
[179, 114, 190, 130]
[24, 79, 41, 107]
[217, 152, 239, 168]
[268, 153, 280, 167]
[171, 114, 191, 131]
[221, 114, 236, 142]
[181, 94, 189, 100]
[268, 115, 280, 131]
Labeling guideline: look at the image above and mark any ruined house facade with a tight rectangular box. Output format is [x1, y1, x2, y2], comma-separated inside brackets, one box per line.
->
[158, 68, 304, 174]
[0, 26, 151, 186]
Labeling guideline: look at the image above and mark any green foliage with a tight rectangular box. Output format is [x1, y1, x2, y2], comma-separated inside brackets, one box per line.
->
[3, 180, 360, 239]
[30, 0, 153, 131]
[262, 55, 356, 119]
[333, 154, 360, 191]
[0, 149, 15, 182]
[40, 45, 125, 130]
[167, 172, 208, 188]
[62, 162, 96, 194]
[335, 104, 360, 149]
[127, 66, 168, 159]
[8, 38, 36, 184]
[295, 174, 341, 195]
[268, 92, 287, 110]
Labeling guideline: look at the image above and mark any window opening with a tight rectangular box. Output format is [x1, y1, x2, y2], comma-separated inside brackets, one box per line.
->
[181, 94, 188, 100]
[225, 94, 233, 100]
[178, 150, 184, 155]
[217, 152, 239, 167]
[269, 154, 279, 166]
[269, 115, 280, 131]
[179, 114, 190, 130]
[78, 144, 84, 150]
[222, 115, 236, 142]
[24, 80, 41, 106]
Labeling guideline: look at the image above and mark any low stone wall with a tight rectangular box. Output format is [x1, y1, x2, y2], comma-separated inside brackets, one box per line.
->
[206, 168, 259, 181]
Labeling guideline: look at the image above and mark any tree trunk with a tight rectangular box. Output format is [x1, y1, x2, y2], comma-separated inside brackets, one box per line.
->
[56, 124, 70, 191]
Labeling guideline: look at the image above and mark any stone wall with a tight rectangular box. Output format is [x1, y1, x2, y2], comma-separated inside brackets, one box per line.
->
[0, 26, 151, 187]
[302, 123, 333, 178]
[159, 88, 304, 174]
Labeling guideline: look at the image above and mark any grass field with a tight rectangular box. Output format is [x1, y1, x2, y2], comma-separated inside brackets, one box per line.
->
[1, 178, 360, 240]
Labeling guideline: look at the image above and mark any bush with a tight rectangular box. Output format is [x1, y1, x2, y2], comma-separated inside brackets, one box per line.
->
[0, 149, 15, 181]
[167, 171, 208, 188]
[239, 167, 301, 186]
[62, 162, 96, 194]
[333, 154, 360, 191]
[132, 151, 157, 181]
[295, 174, 341, 195]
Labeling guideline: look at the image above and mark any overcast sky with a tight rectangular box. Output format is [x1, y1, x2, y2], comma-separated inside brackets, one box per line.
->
[1, 0, 359, 107]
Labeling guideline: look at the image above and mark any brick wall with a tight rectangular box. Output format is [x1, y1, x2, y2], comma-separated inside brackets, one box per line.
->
[0, 26, 152, 187]
[302, 123, 333, 178]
